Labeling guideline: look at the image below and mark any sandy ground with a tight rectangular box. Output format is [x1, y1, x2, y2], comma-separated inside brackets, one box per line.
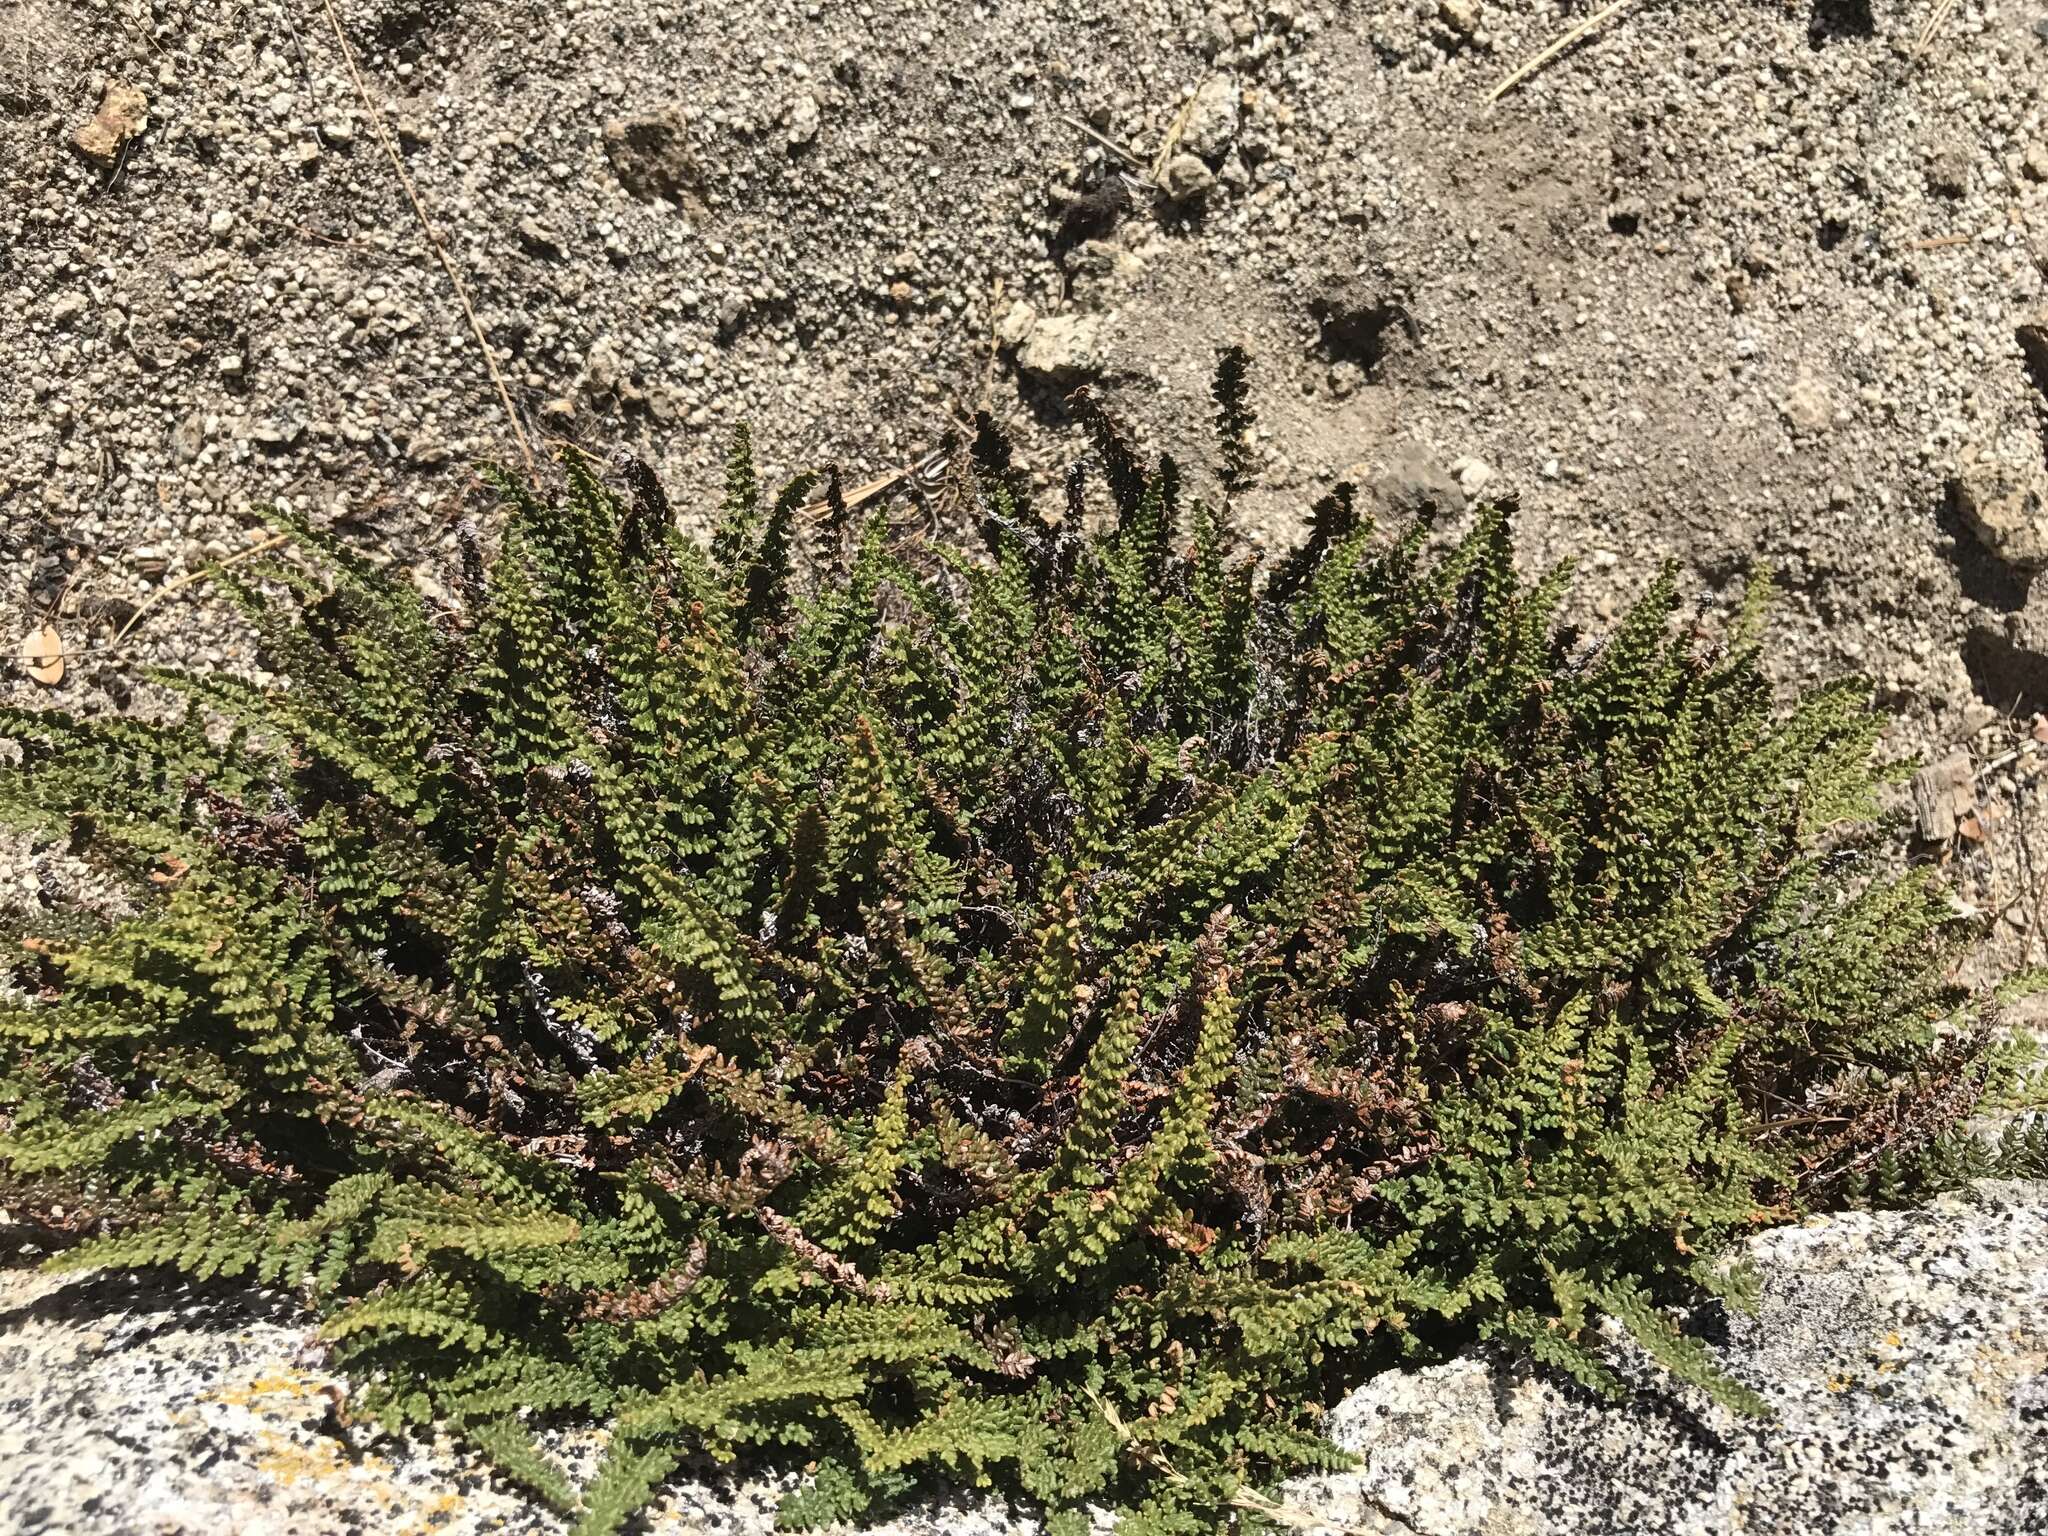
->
[4, 1, 2048, 955]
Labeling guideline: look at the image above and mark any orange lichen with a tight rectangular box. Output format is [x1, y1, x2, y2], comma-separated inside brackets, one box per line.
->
[397, 1491, 467, 1533]
[206, 1370, 331, 1408]
[252, 1432, 351, 1486]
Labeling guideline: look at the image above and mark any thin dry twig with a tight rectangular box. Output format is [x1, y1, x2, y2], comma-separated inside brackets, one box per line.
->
[249, 205, 378, 251]
[11, 532, 296, 671]
[1974, 743, 2035, 784]
[317, 0, 536, 476]
[1058, 112, 1148, 170]
[1489, 0, 1641, 104]
[96, 136, 136, 198]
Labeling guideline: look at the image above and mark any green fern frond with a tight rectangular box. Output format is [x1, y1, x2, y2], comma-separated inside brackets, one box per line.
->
[0, 350, 1999, 1536]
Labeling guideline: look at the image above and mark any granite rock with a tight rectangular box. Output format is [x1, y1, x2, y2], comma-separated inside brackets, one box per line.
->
[1014, 313, 1106, 386]
[1954, 443, 2048, 572]
[1290, 1181, 2048, 1535]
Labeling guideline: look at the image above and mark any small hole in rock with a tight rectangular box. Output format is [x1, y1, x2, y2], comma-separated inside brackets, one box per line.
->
[1962, 627, 2048, 717]
[1808, 0, 1877, 50]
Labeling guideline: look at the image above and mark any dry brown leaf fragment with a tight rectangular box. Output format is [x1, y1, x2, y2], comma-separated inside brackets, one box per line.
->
[72, 80, 149, 165]
[20, 622, 65, 686]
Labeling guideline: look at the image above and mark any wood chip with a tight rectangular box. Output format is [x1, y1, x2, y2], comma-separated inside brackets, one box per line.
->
[1910, 752, 1973, 843]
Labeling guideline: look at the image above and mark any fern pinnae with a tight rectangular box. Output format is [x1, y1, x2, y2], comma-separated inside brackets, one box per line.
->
[0, 350, 2010, 1536]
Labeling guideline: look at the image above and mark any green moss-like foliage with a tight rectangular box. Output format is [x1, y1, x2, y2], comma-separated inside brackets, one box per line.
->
[0, 354, 2030, 1533]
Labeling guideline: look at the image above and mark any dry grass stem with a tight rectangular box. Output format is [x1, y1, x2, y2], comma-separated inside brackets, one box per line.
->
[318, 0, 536, 476]
[110, 532, 295, 646]
[1913, 0, 1962, 62]
[1489, 0, 1642, 104]
[10, 532, 295, 672]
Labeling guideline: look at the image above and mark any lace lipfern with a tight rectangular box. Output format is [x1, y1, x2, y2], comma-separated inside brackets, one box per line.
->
[2, 351, 2023, 1535]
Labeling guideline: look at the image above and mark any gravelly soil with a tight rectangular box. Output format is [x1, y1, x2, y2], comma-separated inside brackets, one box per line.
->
[10, 0, 2048, 965]
[3, 6, 2048, 827]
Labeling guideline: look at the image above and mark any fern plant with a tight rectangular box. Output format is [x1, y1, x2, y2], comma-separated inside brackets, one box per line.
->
[1, 352, 2034, 1535]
